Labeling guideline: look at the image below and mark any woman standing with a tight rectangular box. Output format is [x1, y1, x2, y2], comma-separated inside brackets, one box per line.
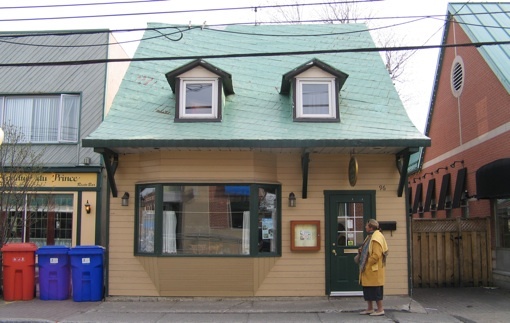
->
[358, 219, 389, 316]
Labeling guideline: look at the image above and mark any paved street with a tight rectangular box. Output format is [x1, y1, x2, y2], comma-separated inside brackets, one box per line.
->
[1, 287, 509, 322]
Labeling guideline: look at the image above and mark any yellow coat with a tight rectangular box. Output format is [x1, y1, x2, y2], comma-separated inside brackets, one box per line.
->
[359, 230, 388, 287]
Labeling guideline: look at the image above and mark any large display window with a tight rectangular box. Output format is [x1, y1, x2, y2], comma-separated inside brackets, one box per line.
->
[135, 184, 281, 256]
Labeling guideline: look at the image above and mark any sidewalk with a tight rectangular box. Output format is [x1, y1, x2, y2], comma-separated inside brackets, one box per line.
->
[1, 287, 509, 322]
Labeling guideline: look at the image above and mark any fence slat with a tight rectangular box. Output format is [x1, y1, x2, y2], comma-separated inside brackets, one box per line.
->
[412, 218, 492, 288]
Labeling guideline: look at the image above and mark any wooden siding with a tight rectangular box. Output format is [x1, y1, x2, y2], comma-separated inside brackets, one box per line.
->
[108, 151, 409, 296]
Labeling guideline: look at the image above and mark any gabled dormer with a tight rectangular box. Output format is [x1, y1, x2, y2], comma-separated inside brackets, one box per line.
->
[281, 59, 348, 122]
[165, 59, 234, 122]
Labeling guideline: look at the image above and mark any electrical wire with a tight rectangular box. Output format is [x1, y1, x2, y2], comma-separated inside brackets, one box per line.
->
[0, 0, 382, 23]
[0, 0, 173, 10]
[0, 40, 508, 68]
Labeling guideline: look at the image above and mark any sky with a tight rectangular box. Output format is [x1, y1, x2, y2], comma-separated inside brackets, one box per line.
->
[0, 0, 486, 133]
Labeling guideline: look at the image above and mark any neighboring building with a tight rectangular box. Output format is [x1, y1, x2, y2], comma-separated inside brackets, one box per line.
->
[83, 23, 429, 297]
[0, 30, 129, 247]
[408, 3, 510, 287]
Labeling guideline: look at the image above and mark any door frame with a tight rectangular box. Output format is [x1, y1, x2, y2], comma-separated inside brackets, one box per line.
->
[324, 190, 376, 296]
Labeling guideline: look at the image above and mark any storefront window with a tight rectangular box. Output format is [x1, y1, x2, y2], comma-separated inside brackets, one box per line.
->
[8, 194, 73, 247]
[135, 184, 281, 256]
[496, 199, 510, 248]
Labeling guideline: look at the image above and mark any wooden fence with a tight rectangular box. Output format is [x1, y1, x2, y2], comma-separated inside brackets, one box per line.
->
[412, 217, 492, 287]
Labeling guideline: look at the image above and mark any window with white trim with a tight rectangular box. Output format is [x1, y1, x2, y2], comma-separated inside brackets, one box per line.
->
[296, 78, 336, 119]
[0, 94, 80, 143]
[179, 78, 219, 119]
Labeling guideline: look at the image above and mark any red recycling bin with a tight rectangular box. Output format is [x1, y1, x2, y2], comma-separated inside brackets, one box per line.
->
[1, 243, 38, 301]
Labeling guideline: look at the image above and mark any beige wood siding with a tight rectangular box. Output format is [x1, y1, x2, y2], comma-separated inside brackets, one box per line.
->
[108, 151, 408, 297]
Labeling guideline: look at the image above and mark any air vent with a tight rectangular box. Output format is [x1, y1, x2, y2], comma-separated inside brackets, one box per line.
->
[451, 56, 465, 97]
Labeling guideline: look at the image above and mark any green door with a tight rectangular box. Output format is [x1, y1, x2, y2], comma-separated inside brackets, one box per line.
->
[325, 191, 375, 296]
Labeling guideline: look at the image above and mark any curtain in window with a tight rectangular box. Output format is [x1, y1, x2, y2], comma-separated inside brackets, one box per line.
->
[302, 84, 329, 115]
[163, 211, 177, 254]
[242, 211, 250, 254]
[4, 97, 33, 142]
[61, 95, 79, 142]
[1, 95, 79, 143]
[32, 97, 59, 142]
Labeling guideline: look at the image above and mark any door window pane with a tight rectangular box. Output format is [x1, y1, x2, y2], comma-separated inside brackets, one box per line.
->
[337, 202, 365, 247]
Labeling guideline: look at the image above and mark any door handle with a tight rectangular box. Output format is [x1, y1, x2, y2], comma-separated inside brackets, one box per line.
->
[332, 249, 337, 256]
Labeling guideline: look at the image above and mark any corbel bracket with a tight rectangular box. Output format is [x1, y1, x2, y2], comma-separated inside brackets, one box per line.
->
[95, 147, 119, 197]
[396, 148, 411, 197]
[301, 152, 310, 199]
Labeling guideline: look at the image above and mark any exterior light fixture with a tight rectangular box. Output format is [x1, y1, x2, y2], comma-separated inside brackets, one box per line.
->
[450, 160, 464, 168]
[85, 200, 91, 214]
[288, 192, 296, 207]
[121, 192, 130, 206]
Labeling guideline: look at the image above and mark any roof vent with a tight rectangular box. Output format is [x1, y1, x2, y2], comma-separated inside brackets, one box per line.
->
[451, 56, 465, 98]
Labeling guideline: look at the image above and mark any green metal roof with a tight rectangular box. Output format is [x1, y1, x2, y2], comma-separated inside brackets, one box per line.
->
[83, 23, 429, 151]
[449, 2, 510, 93]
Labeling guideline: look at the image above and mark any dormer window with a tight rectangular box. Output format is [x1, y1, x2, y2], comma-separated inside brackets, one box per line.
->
[166, 59, 234, 122]
[281, 58, 348, 122]
[296, 78, 336, 118]
[180, 78, 218, 119]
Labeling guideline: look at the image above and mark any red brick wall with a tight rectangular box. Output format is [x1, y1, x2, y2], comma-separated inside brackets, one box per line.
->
[409, 19, 510, 222]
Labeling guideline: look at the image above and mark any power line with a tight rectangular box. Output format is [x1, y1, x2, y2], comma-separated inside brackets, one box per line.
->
[0, 40, 508, 67]
[0, 0, 382, 23]
[0, 0, 172, 10]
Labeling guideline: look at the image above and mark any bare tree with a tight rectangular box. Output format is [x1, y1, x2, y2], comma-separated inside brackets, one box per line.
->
[0, 125, 46, 295]
[265, 0, 411, 84]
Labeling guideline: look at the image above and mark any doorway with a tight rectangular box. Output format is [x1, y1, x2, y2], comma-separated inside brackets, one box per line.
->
[325, 190, 375, 296]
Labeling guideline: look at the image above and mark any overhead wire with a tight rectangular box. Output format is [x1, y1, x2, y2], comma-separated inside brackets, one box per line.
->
[0, 39, 508, 68]
[0, 0, 383, 23]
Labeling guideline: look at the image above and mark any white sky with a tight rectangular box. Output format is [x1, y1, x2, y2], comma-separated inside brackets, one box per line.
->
[0, 0, 487, 133]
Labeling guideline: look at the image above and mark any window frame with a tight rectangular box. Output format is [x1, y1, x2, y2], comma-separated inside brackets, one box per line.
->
[0, 94, 80, 143]
[176, 78, 221, 121]
[294, 78, 338, 121]
[134, 183, 282, 257]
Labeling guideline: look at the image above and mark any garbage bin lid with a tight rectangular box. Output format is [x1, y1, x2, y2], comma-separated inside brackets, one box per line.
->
[1, 242, 38, 252]
[69, 245, 105, 255]
[36, 245, 70, 255]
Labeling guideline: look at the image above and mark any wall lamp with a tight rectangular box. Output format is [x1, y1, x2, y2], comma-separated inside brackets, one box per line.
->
[435, 166, 448, 173]
[422, 172, 434, 179]
[413, 178, 421, 183]
[288, 192, 296, 207]
[450, 160, 464, 168]
[84, 200, 91, 214]
[121, 192, 130, 207]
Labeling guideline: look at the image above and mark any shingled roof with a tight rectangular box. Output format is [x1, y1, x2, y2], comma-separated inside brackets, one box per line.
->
[83, 23, 429, 153]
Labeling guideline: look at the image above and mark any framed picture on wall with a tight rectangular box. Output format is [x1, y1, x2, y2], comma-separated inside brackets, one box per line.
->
[290, 220, 320, 251]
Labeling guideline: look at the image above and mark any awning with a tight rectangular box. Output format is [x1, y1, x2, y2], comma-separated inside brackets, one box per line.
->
[476, 158, 510, 199]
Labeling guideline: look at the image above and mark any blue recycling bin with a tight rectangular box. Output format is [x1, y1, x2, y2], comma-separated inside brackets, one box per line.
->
[36, 246, 70, 300]
[69, 246, 105, 302]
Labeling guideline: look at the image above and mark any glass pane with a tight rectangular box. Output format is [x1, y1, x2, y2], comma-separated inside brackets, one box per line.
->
[185, 83, 213, 114]
[139, 187, 156, 253]
[9, 194, 73, 247]
[258, 187, 277, 253]
[161, 185, 250, 255]
[31, 97, 59, 142]
[337, 202, 365, 247]
[302, 83, 330, 115]
[61, 95, 79, 142]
